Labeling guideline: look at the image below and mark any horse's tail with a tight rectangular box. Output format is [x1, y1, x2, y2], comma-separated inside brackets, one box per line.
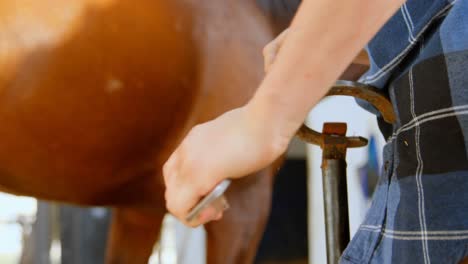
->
[256, 0, 302, 34]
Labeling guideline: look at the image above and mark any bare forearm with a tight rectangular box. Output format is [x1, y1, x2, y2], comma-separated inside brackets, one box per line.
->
[248, 0, 405, 143]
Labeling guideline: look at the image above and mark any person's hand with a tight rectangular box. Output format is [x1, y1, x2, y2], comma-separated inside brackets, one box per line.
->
[163, 105, 288, 227]
[263, 28, 289, 73]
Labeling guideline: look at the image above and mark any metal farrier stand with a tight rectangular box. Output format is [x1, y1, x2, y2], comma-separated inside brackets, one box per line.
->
[297, 81, 396, 264]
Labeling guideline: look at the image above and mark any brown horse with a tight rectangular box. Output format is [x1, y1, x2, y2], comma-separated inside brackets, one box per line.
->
[0, 0, 279, 263]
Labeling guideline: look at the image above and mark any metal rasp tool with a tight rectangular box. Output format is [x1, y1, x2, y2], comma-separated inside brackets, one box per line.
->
[186, 179, 231, 224]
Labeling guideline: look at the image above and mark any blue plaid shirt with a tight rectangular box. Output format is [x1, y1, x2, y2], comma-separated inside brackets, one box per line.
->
[342, 0, 468, 263]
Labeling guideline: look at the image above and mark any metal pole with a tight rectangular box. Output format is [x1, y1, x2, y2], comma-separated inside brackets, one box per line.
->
[319, 123, 356, 264]
[321, 159, 350, 264]
[60, 206, 110, 264]
[296, 82, 394, 264]
[34, 201, 52, 264]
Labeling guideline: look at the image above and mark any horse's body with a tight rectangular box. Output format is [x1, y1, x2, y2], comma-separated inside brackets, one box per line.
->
[0, 0, 277, 263]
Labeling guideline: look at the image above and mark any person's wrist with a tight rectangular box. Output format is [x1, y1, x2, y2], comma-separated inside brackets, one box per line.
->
[244, 95, 300, 160]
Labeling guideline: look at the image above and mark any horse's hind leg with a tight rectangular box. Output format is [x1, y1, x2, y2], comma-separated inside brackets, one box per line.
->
[105, 207, 165, 264]
[205, 169, 274, 264]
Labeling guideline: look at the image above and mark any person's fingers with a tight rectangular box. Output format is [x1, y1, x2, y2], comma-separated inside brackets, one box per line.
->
[162, 161, 174, 188]
[213, 212, 223, 221]
[182, 205, 218, 228]
[163, 149, 180, 187]
[277, 28, 289, 42]
[163, 106, 283, 227]
[185, 195, 229, 227]
[165, 181, 200, 222]
[164, 138, 201, 219]
[263, 28, 290, 73]
[263, 29, 289, 73]
[263, 43, 278, 73]
[198, 206, 219, 224]
[163, 134, 221, 227]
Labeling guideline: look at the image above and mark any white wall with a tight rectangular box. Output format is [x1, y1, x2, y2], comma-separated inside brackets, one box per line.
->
[0, 193, 36, 262]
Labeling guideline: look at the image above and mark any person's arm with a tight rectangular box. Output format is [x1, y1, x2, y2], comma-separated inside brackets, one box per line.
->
[249, 0, 405, 149]
[164, 0, 405, 227]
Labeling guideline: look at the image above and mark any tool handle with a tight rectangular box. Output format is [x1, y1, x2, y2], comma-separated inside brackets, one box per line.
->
[186, 180, 231, 223]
